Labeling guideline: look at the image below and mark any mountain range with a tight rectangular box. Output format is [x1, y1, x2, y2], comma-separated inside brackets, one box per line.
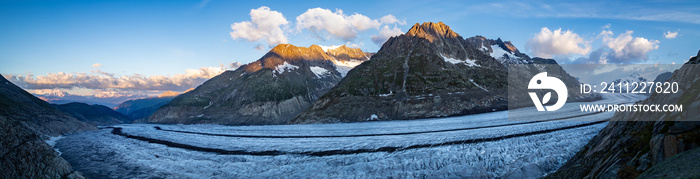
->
[292, 22, 595, 124]
[147, 44, 371, 125]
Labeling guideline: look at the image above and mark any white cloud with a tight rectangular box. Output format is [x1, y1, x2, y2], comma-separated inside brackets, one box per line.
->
[348, 13, 381, 31]
[379, 14, 406, 25]
[371, 25, 404, 45]
[7, 63, 242, 92]
[664, 30, 679, 39]
[295, 8, 403, 41]
[527, 27, 591, 58]
[295, 8, 358, 41]
[602, 30, 659, 61]
[230, 6, 289, 47]
[254, 44, 265, 51]
[602, 23, 611, 29]
[91, 63, 102, 68]
[570, 30, 660, 64]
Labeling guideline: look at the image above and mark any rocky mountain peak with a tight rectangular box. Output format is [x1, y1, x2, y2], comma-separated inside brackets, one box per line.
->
[243, 44, 334, 73]
[326, 45, 369, 60]
[495, 38, 520, 54]
[405, 22, 461, 42]
[689, 50, 700, 64]
[267, 44, 329, 61]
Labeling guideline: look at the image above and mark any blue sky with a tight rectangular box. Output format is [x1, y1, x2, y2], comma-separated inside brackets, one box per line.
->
[1, 0, 699, 101]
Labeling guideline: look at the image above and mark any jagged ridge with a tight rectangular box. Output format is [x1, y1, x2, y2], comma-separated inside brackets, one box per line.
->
[148, 44, 370, 125]
[291, 22, 593, 124]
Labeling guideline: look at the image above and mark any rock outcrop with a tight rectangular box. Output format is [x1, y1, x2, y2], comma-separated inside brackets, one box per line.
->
[548, 50, 700, 178]
[54, 102, 133, 126]
[147, 44, 369, 125]
[291, 22, 593, 124]
[1, 74, 93, 178]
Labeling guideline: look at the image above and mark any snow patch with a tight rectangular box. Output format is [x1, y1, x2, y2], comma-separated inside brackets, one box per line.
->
[203, 101, 213, 109]
[440, 54, 480, 67]
[367, 114, 379, 121]
[310, 66, 331, 78]
[274, 62, 299, 74]
[45, 135, 64, 155]
[332, 59, 365, 77]
[378, 91, 393, 97]
[319, 45, 342, 52]
[470, 79, 489, 92]
[490, 45, 519, 60]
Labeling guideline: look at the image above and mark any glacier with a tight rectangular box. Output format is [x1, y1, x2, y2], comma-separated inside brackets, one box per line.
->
[54, 93, 647, 178]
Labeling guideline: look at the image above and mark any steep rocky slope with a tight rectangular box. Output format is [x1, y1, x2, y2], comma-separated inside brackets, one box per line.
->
[148, 44, 369, 125]
[54, 102, 133, 126]
[292, 22, 592, 124]
[548, 50, 700, 178]
[0, 74, 93, 178]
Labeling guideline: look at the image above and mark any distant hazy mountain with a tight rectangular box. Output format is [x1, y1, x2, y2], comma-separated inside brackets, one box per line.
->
[0, 74, 94, 178]
[292, 22, 593, 124]
[33, 90, 146, 108]
[549, 50, 700, 178]
[53, 102, 133, 126]
[148, 44, 370, 125]
[115, 97, 174, 121]
[114, 89, 192, 121]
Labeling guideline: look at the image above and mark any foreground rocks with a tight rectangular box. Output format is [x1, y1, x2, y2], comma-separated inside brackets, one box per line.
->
[548, 50, 700, 178]
[1, 74, 94, 178]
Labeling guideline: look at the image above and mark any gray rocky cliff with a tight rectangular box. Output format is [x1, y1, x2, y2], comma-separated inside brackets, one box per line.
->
[548, 50, 700, 178]
[1, 74, 93, 178]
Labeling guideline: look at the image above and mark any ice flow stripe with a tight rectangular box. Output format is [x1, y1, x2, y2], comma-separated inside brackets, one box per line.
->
[110, 121, 607, 157]
[152, 111, 605, 138]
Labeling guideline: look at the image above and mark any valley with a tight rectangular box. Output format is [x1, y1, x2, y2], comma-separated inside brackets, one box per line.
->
[55, 93, 645, 178]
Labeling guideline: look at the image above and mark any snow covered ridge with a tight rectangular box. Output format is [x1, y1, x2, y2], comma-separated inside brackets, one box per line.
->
[440, 54, 480, 67]
[309, 66, 331, 78]
[331, 59, 365, 77]
[489, 45, 520, 60]
[274, 62, 299, 74]
[319, 45, 342, 52]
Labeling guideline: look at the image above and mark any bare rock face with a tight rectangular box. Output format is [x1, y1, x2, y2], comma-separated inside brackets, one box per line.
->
[147, 44, 369, 125]
[0, 74, 93, 178]
[291, 22, 592, 124]
[548, 50, 700, 178]
[325, 45, 372, 62]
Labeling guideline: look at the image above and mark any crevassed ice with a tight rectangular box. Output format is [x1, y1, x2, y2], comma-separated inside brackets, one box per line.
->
[310, 66, 330, 78]
[275, 62, 299, 74]
[440, 54, 480, 67]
